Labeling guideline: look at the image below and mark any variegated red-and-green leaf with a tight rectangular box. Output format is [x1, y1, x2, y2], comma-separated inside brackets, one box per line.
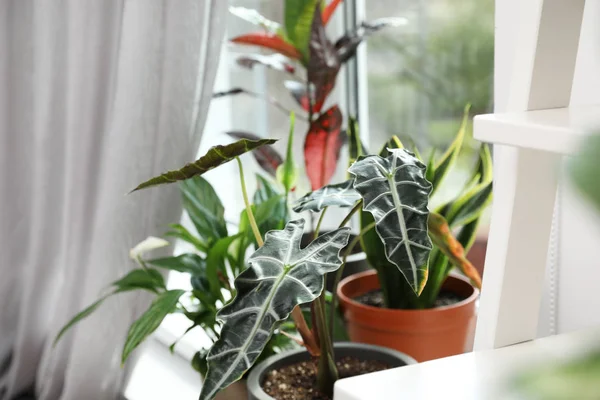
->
[304, 105, 344, 190]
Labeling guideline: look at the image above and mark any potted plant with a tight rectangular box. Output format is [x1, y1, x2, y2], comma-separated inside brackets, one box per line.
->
[53, 138, 299, 399]
[293, 108, 493, 362]
[219, 0, 405, 289]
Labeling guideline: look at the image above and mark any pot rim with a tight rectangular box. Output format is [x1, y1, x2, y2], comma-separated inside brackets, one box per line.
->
[337, 270, 480, 315]
[246, 342, 416, 400]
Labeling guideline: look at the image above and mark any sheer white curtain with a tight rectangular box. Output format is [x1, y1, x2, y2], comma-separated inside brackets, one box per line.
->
[0, 1, 227, 399]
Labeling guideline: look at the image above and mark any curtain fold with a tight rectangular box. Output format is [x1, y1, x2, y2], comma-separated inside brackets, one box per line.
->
[0, 1, 227, 399]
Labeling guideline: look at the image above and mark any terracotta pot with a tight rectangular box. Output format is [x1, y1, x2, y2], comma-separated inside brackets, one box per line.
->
[246, 342, 416, 400]
[337, 270, 479, 362]
[215, 381, 248, 400]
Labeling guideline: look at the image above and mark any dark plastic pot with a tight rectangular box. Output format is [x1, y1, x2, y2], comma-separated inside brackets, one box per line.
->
[247, 342, 416, 400]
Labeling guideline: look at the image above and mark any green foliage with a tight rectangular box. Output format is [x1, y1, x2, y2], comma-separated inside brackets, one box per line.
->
[122, 289, 185, 364]
[277, 113, 298, 194]
[285, 0, 320, 60]
[199, 220, 350, 400]
[349, 151, 433, 294]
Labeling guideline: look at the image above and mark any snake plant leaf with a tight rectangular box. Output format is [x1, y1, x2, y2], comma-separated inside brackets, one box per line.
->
[430, 104, 470, 197]
[428, 213, 482, 289]
[130, 139, 277, 192]
[293, 180, 361, 213]
[347, 117, 369, 167]
[378, 135, 404, 157]
[349, 149, 432, 294]
[199, 219, 350, 400]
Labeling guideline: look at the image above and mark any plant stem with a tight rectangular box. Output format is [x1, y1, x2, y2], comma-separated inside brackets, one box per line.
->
[315, 279, 338, 397]
[236, 157, 263, 247]
[313, 207, 328, 240]
[338, 201, 362, 229]
[291, 306, 320, 356]
[329, 222, 376, 338]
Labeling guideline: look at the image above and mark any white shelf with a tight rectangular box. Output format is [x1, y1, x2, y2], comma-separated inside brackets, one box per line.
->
[474, 106, 600, 154]
[334, 328, 600, 400]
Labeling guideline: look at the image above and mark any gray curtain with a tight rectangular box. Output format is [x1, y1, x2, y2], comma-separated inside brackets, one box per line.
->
[0, 1, 227, 399]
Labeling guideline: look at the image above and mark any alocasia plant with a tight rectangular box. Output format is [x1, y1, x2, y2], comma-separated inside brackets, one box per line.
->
[294, 106, 492, 309]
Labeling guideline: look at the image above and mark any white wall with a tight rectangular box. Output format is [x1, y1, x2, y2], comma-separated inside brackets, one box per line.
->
[495, 0, 600, 337]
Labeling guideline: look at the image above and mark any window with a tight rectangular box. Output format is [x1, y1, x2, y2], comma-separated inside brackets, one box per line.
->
[125, 1, 494, 397]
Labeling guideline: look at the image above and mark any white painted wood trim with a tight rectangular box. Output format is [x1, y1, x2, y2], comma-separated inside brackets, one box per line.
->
[474, 0, 585, 349]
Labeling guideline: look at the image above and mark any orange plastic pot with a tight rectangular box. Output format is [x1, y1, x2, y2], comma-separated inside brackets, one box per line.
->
[337, 270, 479, 362]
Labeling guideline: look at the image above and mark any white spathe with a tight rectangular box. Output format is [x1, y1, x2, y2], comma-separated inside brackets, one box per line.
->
[0, 1, 226, 399]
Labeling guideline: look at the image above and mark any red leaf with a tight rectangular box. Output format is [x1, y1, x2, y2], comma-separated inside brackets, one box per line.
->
[225, 131, 283, 177]
[322, 0, 343, 25]
[231, 33, 302, 60]
[304, 106, 344, 190]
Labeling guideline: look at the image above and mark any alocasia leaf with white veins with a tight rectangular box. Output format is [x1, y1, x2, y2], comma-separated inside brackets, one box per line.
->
[199, 219, 350, 400]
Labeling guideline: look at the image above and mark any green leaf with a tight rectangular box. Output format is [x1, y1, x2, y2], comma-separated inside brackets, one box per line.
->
[205, 234, 243, 299]
[165, 223, 207, 253]
[54, 296, 109, 346]
[425, 148, 436, 183]
[181, 176, 227, 244]
[276, 113, 298, 194]
[293, 180, 361, 213]
[54, 268, 169, 346]
[131, 138, 277, 192]
[445, 144, 493, 228]
[347, 117, 367, 167]
[430, 104, 470, 196]
[112, 268, 166, 293]
[145, 253, 206, 275]
[285, 0, 319, 60]
[240, 195, 287, 239]
[199, 219, 350, 400]
[192, 349, 210, 377]
[253, 175, 281, 205]
[349, 149, 433, 294]
[122, 289, 186, 364]
[378, 135, 404, 157]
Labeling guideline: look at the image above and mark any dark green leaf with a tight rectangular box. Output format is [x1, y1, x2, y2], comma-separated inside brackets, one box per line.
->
[122, 289, 186, 363]
[226, 131, 283, 177]
[430, 105, 470, 196]
[277, 113, 298, 194]
[199, 220, 350, 400]
[146, 253, 206, 275]
[131, 139, 277, 192]
[293, 180, 361, 213]
[349, 150, 432, 294]
[165, 223, 207, 253]
[181, 176, 227, 243]
[285, 0, 319, 60]
[378, 135, 404, 157]
[205, 234, 243, 299]
[192, 349, 210, 377]
[254, 175, 281, 205]
[347, 117, 368, 168]
[112, 268, 165, 293]
[54, 296, 109, 346]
